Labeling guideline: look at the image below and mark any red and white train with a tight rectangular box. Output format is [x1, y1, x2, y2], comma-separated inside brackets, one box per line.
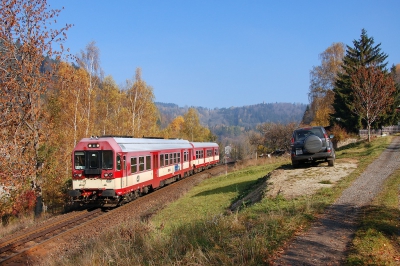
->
[68, 136, 219, 207]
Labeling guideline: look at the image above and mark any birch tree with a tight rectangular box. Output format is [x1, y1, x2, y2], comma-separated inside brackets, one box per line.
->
[126, 68, 158, 137]
[308, 43, 344, 126]
[76, 41, 101, 137]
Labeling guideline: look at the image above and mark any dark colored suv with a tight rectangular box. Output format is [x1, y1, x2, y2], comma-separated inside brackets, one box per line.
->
[290, 126, 335, 168]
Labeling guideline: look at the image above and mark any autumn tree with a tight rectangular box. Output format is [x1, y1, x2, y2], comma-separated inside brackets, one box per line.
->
[125, 68, 159, 137]
[308, 42, 344, 126]
[163, 115, 185, 139]
[350, 66, 396, 141]
[96, 76, 124, 136]
[182, 108, 202, 141]
[76, 41, 101, 137]
[395, 64, 400, 84]
[249, 122, 298, 153]
[331, 29, 396, 133]
[0, 0, 70, 218]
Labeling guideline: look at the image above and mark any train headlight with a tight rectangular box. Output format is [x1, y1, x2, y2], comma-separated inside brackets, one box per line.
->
[104, 173, 113, 178]
[88, 143, 100, 148]
[73, 173, 82, 178]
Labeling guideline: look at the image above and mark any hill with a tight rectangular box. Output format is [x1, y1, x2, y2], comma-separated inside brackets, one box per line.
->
[156, 102, 307, 129]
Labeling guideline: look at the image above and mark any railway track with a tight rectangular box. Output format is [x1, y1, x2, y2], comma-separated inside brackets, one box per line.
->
[0, 164, 227, 265]
[0, 208, 104, 265]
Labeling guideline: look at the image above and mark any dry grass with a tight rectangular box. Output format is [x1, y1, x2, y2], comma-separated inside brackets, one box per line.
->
[0, 213, 55, 239]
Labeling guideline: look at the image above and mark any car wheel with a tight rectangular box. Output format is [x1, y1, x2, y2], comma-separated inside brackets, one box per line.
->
[292, 160, 299, 168]
[328, 159, 334, 167]
[304, 135, 322, 153]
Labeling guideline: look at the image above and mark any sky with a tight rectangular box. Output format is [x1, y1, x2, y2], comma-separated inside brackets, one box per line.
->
[48, 0, 400, 109]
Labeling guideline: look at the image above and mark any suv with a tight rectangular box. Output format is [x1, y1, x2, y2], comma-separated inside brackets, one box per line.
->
[290, 126, 335, 168]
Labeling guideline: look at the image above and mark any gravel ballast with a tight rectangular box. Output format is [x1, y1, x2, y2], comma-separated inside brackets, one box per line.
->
[274, 136, 400, 265]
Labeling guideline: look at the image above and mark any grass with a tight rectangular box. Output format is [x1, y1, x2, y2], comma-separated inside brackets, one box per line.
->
[15, 136, 398, 265]
[346, 168, 400, 265]
[0, 212, 55, 239]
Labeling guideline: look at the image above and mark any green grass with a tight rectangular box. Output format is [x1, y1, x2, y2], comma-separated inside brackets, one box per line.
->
[41, 136, 396, 265]
[346, 168, 400, 265]
[152, 162, 283, 233]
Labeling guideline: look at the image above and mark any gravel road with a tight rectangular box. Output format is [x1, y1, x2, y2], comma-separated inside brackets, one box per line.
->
[273, 136, 400, 265]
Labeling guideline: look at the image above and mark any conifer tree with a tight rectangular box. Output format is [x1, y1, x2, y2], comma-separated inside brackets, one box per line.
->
[331, 29, 391, 132]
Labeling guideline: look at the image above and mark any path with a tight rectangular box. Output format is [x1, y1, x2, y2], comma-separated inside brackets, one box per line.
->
[274, 136, 400, 265]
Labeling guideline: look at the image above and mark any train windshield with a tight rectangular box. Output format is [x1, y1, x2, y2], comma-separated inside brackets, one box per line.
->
[74, 152, 85, 169]
[74, 150, 114, 170]
[102, 150, 113, 169]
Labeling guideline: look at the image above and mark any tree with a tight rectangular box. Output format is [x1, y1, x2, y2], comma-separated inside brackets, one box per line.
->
[76, 41, 101, 137]
[395, 64, 400, 85]
[250, 122, 298, 153]
[125, 68, 159, 137]
[331, 29, 390, 132]
[0, 0, 70, 217]
[182, 108, 202, 141]
[350, 66, 396, 141]
[308, 43, 344, 126]
[163, 116, 185, 139]
[96, 76, 122, 136]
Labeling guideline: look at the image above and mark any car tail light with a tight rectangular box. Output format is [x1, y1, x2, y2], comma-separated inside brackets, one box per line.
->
[291, 137, 294, 144]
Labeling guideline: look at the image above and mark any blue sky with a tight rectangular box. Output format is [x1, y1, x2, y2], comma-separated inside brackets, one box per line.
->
[48, 0, 400, 109]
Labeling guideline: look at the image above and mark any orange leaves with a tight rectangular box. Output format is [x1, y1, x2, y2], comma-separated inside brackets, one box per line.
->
[350, 67, 396, 122]
[0, 0, 71, 217]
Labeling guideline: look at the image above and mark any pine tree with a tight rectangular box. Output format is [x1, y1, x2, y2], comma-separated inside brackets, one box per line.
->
[331, 29, 389, 133]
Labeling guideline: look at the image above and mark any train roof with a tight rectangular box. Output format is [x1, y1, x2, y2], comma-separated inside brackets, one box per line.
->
[191, 142, 219, 148]
[77, 137, 219, 153]
[112, 137, 192, 152]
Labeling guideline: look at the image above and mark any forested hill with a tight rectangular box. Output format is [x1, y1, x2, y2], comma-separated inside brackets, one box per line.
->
[156, 102, 307, 129]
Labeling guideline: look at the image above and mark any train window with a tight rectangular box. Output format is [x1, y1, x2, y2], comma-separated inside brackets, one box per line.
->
[139, 156, 145, 171]
[88, 152, 99, 168]
[117, 155, 121, 170]
[215, 149, 219, 155]
[160, 154, 164, 167]
[102, 151, 113, 169]
[146, 156, 151, 170]
[207, 150, 212, 157]
[177, 153, 181, 163]
[165, 154, 169, 165]
[201, 150, 204, 158]
[184, 151, 188, 162]
[131, 157, 137, 173]
[173, 153, 177, 164]
[74, 151, 85, 170]
[170, 153, 173, 164]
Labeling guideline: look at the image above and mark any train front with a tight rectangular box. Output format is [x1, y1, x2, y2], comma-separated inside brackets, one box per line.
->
[68, 136, 122, 207]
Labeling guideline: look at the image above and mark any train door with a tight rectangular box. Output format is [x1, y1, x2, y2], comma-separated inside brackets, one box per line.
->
[189, 150, 192, 168]
[120, 155, 127, 189]
[152, 153, 158, 179]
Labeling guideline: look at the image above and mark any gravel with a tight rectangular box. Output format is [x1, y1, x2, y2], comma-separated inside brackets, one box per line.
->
[273, 136, 400, 265]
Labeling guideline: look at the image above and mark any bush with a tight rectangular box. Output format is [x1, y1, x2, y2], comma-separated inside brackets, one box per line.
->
[329, 124, 349, 143]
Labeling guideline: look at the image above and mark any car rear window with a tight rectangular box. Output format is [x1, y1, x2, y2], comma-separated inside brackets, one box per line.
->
[294, 128, 323, 141]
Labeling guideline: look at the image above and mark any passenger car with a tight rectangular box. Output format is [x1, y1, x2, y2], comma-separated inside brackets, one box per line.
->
[290, 126, 335, 168]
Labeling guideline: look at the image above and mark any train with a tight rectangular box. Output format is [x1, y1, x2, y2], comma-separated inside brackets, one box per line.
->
[68, 136, 220, 207]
